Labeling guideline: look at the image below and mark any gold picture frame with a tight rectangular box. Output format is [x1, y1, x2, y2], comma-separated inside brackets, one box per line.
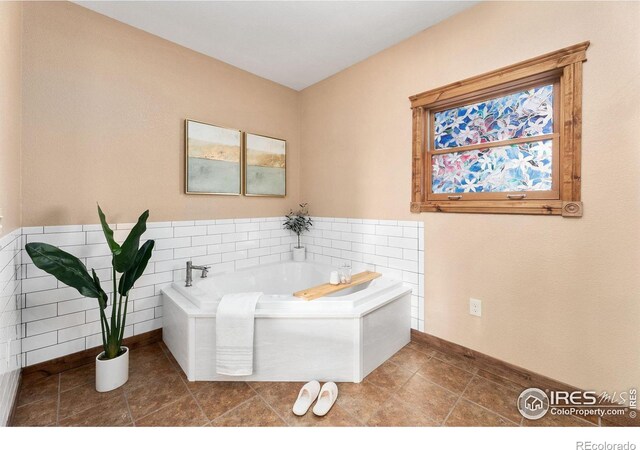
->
[243, 132, 286, 197]
[185, 119, 242, 195]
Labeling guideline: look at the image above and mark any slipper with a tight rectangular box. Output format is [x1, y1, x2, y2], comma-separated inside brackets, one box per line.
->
[292, 380, 321, 416]
[312, 382, 338, 416]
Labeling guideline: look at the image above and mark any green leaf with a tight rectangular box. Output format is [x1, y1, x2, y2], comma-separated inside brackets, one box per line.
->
[91, 269, 109, 311]
[25, 243, 105, 302]
[118, 240, 155, 296]
[97, 204, 121, 256]
[113, 210, 149, 273]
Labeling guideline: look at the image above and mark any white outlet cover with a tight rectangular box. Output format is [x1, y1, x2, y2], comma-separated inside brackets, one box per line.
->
[470, 298, 482, 317]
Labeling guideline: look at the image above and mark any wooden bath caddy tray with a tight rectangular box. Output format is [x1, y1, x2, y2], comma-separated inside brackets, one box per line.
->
[293, 271, 381, 301]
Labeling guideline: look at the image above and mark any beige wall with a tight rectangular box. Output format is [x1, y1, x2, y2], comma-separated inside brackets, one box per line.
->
[301, 1, 640, 393]
[21, 2, 301, 226]
[0, 2, 22, 237]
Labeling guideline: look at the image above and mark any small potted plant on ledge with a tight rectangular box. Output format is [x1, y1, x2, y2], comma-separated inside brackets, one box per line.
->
[25, 205, 155, 392]
[284, 203, 313, 262]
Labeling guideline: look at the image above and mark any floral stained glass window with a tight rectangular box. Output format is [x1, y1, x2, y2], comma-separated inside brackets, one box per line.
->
[411, 42, 587, 216]
[432, 140, 552, 194]
[431, 85, 555, 194]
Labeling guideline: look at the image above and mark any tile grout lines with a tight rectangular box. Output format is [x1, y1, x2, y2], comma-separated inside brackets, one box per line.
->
[362, 351, 443, 425]
[153, 342, 210, 425]
[122, 388, 135, 427]
[159, 341, 211, 426]
[152, 332, 412, 426]
[366, 347, 521, 427]
[206, 390, 261, 426]
[51, 344, 176, 426]
[125, 345, 184, 426]
[440, 373, 475, 426]
[407, 343, 599, 427]
[15, 340, 603, 427]
[179, 377, 210, 426]
[451, 374, 520, 427]
[469, 376, 521, 426]
[130, 343, 256, 426]
[246, 384, 290, 426]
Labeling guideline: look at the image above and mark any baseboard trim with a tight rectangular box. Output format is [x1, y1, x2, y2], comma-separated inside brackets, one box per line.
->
[411, 329, 577, 391]
[22, 329, 162, 379]
[6, 371, 21, 427]
[411, 329, 638, 427]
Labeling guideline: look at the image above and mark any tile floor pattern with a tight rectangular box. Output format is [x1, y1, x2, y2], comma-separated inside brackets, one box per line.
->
[11, 340, 603, 427]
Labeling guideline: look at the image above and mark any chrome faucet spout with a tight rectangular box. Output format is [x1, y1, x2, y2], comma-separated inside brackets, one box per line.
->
[185, 261, 211, 287]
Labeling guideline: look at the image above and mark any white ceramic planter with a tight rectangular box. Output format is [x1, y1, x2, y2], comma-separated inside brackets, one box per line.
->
[292, 246, 306, 262]
[95, 346, 129, 392]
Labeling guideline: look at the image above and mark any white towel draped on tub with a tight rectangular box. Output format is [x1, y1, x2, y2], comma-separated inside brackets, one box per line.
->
[215, 292, 262, 376]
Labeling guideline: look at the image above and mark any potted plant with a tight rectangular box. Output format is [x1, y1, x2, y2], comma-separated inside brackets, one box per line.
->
[25, 205, 155, 392]
[283, 203, 313, 262]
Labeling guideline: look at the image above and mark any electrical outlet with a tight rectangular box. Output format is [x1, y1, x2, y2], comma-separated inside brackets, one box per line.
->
[470, 298, 482, 317]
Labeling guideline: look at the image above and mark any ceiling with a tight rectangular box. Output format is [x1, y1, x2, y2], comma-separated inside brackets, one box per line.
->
[76, 1, 477, 91]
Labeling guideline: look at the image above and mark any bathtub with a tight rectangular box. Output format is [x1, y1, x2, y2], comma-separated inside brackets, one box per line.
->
[162, 261, 411, 382]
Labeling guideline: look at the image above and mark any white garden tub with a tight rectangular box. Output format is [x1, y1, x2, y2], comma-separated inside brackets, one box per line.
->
[162, 261, 411, 382]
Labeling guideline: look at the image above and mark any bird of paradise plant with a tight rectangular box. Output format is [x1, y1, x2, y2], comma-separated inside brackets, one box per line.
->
[25, 205, 155, 360]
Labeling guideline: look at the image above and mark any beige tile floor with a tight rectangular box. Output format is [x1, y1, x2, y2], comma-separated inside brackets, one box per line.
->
[10, 339, 609, 427]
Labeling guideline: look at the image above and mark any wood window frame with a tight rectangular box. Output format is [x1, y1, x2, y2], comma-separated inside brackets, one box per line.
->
[410, 42, 589, 217]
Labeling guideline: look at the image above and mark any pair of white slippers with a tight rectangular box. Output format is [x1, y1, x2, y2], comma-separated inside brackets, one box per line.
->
[292, 381, 338, 417]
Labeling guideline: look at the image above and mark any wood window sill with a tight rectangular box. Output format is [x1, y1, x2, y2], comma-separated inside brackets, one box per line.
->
[410, 200, 583, 217]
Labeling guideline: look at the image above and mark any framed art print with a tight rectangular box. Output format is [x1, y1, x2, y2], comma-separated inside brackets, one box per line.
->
[244, 132, 286, 197]
[185, 119, 241, 195]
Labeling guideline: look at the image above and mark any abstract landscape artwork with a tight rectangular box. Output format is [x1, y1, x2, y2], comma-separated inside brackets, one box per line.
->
[244, 133, 286, 196]
[186, 120, 241, 195]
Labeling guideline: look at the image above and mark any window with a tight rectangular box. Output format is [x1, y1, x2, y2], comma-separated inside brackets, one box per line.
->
[410, 42, 589, 217]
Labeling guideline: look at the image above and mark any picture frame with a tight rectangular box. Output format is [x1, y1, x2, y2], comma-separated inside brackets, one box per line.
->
[243, 132, 287, 197]
[185, 119, 242, 195]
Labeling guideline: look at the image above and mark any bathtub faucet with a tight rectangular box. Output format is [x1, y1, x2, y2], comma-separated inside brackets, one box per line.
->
[185, 261, 210, 287]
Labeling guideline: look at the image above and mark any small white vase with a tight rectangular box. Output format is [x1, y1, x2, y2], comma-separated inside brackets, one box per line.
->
[292, 246, 306, 262]
[95, 346, 129, 392]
